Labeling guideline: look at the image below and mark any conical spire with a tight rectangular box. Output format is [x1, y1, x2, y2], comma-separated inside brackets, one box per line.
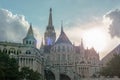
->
[61, 20, 63, 33]
[81, 38, 83, 46]
[48, 8, 53, 26]
[23, 23, 36, 47]
[44, 8, 56, 46]
[27, 23, 34, 37]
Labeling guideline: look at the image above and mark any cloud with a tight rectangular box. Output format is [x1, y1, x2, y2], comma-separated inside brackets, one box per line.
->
[0, 9, 41, 48]
[0, 9, 29, 42]
[61, 16, 120, 59]
[105, 9, 120, 38]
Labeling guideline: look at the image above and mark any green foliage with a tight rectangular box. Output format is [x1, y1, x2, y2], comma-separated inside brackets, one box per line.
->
[0, 52, 19, 80]
[19, 67, 42, 80]
[100, 54, 120, 77]
[0, 52, 43, 80]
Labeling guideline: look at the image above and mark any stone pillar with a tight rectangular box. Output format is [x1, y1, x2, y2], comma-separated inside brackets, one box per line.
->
[55, 69, 60, 80]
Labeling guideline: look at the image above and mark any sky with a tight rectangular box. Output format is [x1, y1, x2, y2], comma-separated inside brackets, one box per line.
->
[0, 0, 120, 59]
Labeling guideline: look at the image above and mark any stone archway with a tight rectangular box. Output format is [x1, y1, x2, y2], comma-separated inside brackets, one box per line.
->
[60, 74, 71, 80]
[44, 69, 55, 80]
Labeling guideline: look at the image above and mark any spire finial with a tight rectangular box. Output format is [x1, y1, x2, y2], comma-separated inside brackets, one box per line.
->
[48, 8, 53, 26]
[61, 20, 63, 32]
[50, 8, 52, 12]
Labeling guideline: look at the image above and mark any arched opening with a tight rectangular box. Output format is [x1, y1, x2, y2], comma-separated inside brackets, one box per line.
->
[3, 48, 7, 54]
[44, 69, 55, 80]
[60, 74, 71, 80]
[9, 48, 16, 54]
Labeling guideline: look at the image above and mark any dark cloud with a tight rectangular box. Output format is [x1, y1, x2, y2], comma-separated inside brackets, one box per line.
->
[105, 9, 120, 38]
[0, 9, 29, 43]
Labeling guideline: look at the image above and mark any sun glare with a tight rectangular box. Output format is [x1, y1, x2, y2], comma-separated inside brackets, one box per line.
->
[82, 28, 107, 53]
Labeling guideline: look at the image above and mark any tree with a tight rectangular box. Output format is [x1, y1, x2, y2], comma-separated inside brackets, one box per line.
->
[100, 54, 120, 77]
[0, 52, 19, 80]
[0, 52, 43, 80]
[19, 67, 43, 80]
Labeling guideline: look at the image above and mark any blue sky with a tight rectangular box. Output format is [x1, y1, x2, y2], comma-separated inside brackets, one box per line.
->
[0, 0, 120, 30]
[0, 0, 120, 59]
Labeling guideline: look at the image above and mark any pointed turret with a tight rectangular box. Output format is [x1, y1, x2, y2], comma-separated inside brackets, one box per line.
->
[48, 8, 53, 26]
[27, 23, 34, 37]
[81, 38, 84, 49]
[80, 38, 85, 58]
[61, 20, 63, 33]
[55, 22, 72, 44]
[44, 8, 56, 46]
[23, 24, 37, 47]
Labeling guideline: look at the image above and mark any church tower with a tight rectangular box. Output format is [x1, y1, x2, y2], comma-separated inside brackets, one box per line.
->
[23, 24, 37, 47]
[44, 8, 56, 46]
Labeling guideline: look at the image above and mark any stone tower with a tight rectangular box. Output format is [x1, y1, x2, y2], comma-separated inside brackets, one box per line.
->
[23, 24, 37, 47]
[44, 8, 56, 46]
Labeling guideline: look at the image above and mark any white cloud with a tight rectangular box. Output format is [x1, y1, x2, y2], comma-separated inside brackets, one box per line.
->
[0, 9, 41, 48]
[105, 9, 120, 38]
[62, 15, 120, 59]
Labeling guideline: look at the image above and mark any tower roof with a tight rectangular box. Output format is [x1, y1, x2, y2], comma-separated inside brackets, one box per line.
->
[48, 8, 53, 26]
[55, 23, 72, 44]
[27, 23, 34, 37]
[24, 23, 36, 40]
[46, 8, 55, 31]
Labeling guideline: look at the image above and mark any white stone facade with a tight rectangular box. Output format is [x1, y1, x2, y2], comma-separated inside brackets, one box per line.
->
[0, 42, 43, 74]
[42, 8, 100, 80]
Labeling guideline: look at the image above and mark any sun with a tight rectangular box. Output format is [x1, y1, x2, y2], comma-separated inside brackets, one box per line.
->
[82, 28, 107, 53]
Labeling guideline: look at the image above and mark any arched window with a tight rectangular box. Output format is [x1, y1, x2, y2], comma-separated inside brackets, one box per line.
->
[29, 41, 31, 44]
[3, 48, 7, 53]
[26, 40, 28, 44]
[26, 50, 31, 54]
[9, 48, 16, 54]
[17, 49, 21, 55]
